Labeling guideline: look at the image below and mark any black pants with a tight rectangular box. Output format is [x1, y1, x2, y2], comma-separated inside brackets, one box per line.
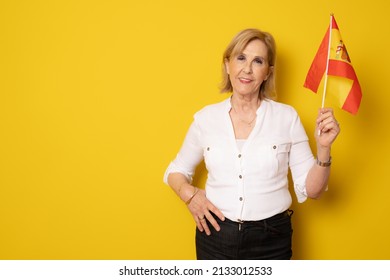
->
[196, 210, 293, 260]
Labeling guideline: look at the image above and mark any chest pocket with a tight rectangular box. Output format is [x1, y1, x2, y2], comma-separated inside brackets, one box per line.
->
[203, 144, 228, 168]
[245, 142, 291, 179]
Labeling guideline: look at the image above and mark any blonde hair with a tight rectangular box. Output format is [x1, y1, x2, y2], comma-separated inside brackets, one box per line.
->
[220, 28, 277, 100]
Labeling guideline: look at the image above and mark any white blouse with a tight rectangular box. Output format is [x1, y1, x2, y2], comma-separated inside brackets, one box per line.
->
[164, 97, 315, 222]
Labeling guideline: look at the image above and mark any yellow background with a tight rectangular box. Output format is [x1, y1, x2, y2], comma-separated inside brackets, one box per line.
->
[1, 0, 389, 260]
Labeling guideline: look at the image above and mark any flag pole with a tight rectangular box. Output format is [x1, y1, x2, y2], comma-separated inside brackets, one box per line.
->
[318, 13, 333, 136]
[321, 13, 334, 108]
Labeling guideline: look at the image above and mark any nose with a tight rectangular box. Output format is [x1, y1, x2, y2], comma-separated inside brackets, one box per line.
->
[243, 61, 252, 74]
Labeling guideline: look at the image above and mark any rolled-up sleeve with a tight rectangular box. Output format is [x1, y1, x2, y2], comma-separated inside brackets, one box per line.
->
[290, 140, 315, 203]
[288, 113, 315, 203]
[163, 120, 204, 185]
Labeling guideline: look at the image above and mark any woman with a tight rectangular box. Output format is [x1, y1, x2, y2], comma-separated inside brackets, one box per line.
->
[163, 29, 340, 259]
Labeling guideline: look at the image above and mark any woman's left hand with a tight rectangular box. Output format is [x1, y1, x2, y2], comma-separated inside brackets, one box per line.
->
[315, 108, 340, 148]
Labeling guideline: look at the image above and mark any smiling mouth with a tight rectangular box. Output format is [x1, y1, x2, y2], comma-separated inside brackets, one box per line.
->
[239, 78, 252, 83]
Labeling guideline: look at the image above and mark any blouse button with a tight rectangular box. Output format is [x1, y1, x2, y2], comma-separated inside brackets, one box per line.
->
[239, 197, 243, 201]
[273, 145, 277, 149]
[239, 175, 242, 179]
[238, 154, 242, 158]
[207, 147, 210, 151]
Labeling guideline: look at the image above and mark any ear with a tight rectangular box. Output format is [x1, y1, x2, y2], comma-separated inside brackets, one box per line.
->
[224, 58, 230, 75]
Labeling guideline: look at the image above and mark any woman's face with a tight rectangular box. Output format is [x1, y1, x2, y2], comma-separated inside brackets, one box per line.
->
[225, 39, 272, 98]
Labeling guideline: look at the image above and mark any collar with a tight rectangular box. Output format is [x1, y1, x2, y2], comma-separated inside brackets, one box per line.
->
[225, 95, 268, 114]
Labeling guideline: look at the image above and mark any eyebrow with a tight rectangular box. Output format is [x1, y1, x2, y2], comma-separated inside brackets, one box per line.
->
[238, 53, 266, 61]
[238, 52, 266, 59]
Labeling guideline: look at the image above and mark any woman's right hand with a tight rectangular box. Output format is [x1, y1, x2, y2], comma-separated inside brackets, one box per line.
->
[185, 187, 225, 235]
[168, 173, 225, 236]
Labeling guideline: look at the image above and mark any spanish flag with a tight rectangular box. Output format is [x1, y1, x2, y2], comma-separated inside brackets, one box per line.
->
[304, 15, 362, 115]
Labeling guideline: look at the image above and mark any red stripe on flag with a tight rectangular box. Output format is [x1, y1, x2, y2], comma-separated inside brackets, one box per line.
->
[342, 81, 362, 114]
[303, 28, 330, 93]
[331, 16, 339, 30]
[328, 59, 356, 79]
[328, 60, 362, 114]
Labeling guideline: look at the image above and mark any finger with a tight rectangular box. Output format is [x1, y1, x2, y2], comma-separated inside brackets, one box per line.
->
[207, 203, 225, 221]
[318, 107, 334, 116]
[316, 110, 331, 136]
[317, 107, 334, 118]
[203, 212, 221, 232]
[319, 118, 336, 130]
[317, 111, 333, 125]
[319, 118, 339, 133]
[195, 216, 205, 232]
[198, 216, 211, 235]
[317, 110, 338, 131]
[196, 219, 204, 232]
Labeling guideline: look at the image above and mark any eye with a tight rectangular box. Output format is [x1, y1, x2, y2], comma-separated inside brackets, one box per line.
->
[236, 55, 246, 61]
[254, 58, 264, 64]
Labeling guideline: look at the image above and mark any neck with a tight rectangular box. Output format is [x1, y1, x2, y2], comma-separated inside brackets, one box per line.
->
[231, 94, 260, 112]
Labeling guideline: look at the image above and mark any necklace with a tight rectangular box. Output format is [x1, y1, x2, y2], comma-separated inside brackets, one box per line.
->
[231, 101, 258, 127]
